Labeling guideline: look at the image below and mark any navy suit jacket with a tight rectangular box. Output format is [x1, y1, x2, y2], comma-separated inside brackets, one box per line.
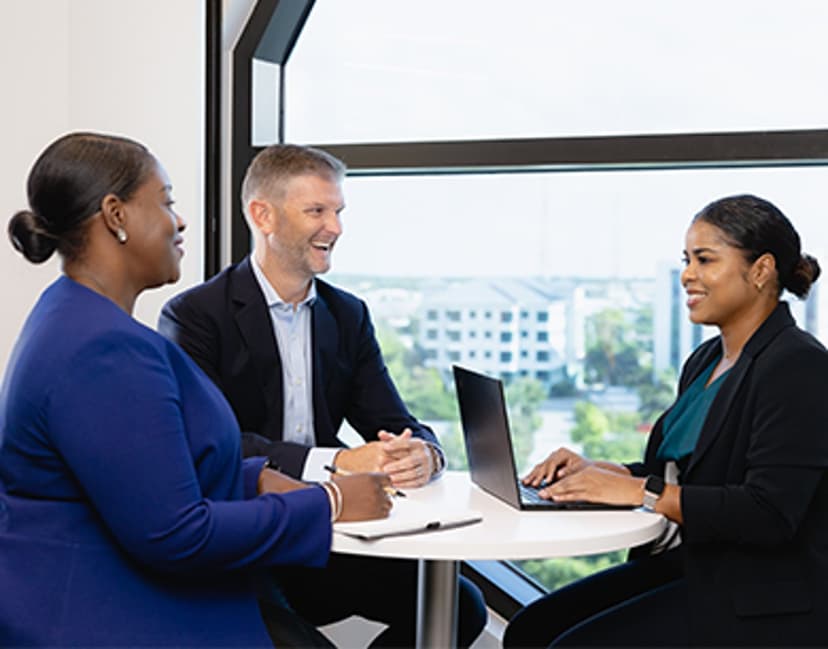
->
[159, 256, 438, 477]
[0, 277, 330, 647]
[628, 302, 828, 645]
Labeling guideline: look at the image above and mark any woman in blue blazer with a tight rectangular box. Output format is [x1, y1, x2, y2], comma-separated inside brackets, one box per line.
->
[0, 132, 392, 647]
[505, 194, 828, 647]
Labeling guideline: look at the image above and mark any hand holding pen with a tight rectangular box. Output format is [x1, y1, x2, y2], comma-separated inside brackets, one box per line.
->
[320, 471, 394, 522]
[324, 464, 407, 498]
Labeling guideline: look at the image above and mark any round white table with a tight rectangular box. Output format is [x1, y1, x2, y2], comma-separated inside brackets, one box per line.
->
[332, 471, 666, 648]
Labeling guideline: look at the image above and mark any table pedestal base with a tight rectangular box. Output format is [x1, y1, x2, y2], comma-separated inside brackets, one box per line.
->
[416, 558, 459, 648]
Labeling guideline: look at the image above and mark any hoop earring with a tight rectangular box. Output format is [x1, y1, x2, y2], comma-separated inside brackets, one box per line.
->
[116, 227, 128, 244]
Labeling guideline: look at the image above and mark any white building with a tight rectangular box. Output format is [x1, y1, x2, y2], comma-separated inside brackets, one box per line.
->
[418, 278, 579, 389]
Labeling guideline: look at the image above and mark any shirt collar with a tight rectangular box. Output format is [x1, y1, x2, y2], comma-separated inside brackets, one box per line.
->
[250, 257, 317, 310]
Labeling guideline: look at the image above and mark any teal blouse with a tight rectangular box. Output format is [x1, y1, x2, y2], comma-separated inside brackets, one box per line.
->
[657, 357, 729, 462]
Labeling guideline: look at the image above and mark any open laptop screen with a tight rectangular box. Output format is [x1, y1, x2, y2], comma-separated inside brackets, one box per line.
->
[453, 364, 635, 511]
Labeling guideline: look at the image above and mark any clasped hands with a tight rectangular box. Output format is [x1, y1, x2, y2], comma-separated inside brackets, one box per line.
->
[334, 428, 437, 488]
[522, 447, 644, 507]
[256, 428, 435, 523]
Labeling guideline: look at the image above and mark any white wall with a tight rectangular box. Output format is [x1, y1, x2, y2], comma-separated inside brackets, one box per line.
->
[0, 0, 204, 370]
[0, 1, 70, 370]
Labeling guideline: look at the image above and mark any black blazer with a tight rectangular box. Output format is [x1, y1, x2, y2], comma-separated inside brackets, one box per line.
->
[158, 257, 438, 477]
[628, 302, 828, 645]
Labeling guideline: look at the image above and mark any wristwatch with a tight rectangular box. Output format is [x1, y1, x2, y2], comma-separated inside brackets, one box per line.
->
[642, 475, 665, 512]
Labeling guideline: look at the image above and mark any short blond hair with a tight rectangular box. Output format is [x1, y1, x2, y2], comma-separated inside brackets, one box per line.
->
[241, 144, 346, 215]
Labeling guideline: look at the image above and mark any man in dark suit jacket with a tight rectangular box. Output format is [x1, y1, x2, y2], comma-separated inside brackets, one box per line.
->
[159, 144, 486, 648]
[159, 255, 441, 481]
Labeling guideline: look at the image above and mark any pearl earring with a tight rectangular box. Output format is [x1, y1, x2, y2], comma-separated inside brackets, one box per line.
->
[116, 227, 128, 244]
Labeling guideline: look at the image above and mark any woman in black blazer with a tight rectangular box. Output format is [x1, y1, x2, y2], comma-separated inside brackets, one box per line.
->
[504, 194, 828, 647]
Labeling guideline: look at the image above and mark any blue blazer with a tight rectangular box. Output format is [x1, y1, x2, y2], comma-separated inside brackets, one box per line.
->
[0, 278, 331, 647]
[159, 256, 438, 477]
[628, 303, 828, 645]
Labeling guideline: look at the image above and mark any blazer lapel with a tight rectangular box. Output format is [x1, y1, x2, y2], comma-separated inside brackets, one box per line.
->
[686, 354, 751, 475]
[231, 258, 284, 437]
[686, 303, 796, 476]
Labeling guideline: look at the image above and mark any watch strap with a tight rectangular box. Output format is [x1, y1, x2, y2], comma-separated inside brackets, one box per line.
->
[642, 474, 665, 511]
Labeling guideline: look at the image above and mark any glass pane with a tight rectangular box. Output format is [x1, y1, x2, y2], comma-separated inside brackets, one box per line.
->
[328, 165, 827, 590]
[252, 59, 281, 146]
[286, 0, 828, 144]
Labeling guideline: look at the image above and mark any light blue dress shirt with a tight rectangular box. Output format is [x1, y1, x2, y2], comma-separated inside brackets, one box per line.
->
[250, 260, 337, 481]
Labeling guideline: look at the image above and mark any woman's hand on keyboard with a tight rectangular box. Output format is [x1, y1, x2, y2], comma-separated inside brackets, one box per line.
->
[521, 447, 592, 488]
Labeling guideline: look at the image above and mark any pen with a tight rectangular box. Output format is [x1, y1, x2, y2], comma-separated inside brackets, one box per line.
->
[323, 464, 406, 497]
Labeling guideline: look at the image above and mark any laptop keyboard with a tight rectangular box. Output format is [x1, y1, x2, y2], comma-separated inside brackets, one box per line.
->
[518, 482, 548, 504]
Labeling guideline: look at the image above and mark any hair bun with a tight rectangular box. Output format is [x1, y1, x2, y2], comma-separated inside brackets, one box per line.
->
[7, 210, 58, 264]
[786, 253, 821, 299]
[801, 254, 821, 284]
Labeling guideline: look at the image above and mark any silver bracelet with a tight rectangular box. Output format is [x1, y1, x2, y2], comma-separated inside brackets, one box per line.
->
[319, 482, 338, 523]
[327, 480, 343, 522]
[320, 481, 343, 522]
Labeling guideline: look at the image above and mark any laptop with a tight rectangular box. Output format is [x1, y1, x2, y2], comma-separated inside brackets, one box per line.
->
[452, 365, 634, 511]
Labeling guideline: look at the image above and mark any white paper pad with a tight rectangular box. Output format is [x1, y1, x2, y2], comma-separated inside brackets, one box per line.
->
[333, 498, 483, 540]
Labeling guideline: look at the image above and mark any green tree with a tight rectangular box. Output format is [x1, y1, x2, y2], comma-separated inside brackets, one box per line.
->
[584, 309, 625, 385]
[569, 401, 646, 466]
[428, 378, 548, 472]
[377, 324, 548, 471]
[440, 421, 468, 471]
[584, 308, 650, 387]
[518, 397, 649, 595]
[637, 368, 677, 425]
[549, 372, 578, 397]
[376, 324, 456, 420]
[375, 324, 469, 468]
[505, 377, 546, 469]
[515, 550, 627, 592]
[569, 401, 610, 452]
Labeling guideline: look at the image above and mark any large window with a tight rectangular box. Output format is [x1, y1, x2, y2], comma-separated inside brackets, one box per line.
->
[237, 0, 828, 612]
[286, 0, 828, 143]
[327, 166, 825, 595]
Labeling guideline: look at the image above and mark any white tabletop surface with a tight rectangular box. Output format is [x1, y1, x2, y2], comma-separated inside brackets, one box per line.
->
[332, 471, 666, 561]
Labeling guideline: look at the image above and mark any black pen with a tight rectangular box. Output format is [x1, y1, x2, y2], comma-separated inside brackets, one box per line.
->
[323, 464, 407, 497]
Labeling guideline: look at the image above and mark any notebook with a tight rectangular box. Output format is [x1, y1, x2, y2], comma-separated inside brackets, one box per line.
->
[452, 365, 634, 511]
[333, 498, 482, 540]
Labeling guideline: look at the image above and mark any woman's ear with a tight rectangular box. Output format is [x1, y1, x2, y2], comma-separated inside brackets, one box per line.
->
[100, 194, 125, 233]
[752, 252, 777, 292]
[100, 194, 129, 243]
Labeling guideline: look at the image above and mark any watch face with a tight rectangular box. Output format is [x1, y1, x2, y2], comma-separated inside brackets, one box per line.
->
[645, 475, 666, 495]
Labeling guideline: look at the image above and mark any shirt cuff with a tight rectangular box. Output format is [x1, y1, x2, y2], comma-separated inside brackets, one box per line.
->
[427, 442, 446, 481]
[302, 447, 340, 482]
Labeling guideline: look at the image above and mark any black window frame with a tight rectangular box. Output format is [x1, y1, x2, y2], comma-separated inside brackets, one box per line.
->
[214, 0, 828, 620]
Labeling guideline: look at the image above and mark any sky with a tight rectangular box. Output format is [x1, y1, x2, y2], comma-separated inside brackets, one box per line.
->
[331, 166, 828, 281]
[286, 0, 828, 143]
[249, 0, 828, 280]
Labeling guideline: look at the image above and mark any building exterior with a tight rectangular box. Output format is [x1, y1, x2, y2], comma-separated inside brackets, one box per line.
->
[418, 278, 576, 389]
